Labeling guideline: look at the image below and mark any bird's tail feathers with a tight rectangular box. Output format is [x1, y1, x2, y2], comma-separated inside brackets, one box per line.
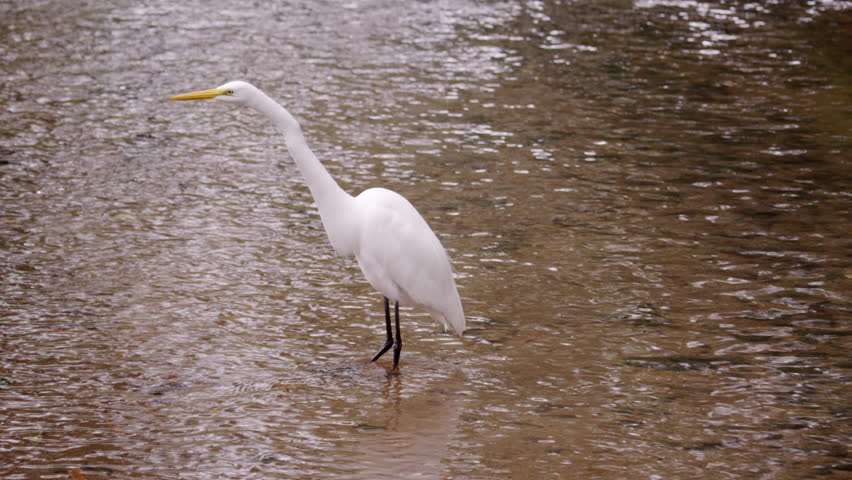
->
[433, 295, 465, 336]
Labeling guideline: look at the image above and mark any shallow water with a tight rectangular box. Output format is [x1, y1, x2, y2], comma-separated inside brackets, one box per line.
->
[1, 1, 850, 478]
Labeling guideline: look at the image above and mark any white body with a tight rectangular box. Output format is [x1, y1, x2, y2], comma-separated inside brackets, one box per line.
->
[215, 81, 465, 335]
[351, 188, 464, 334]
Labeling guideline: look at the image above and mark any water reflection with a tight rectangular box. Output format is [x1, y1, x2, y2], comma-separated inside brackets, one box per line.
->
[1, 0, 850, 479]
[349, 374, 464, 479]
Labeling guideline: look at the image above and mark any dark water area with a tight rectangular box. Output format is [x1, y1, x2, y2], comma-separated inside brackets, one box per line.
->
[1, 1, 850, 479]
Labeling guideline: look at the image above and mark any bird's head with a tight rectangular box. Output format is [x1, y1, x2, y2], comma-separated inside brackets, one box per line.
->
[169, 80, 260, 106]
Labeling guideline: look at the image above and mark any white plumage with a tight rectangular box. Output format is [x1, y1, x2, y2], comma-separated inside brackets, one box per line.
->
[171, 81, 465, 372]
[353, 187, 465, 336]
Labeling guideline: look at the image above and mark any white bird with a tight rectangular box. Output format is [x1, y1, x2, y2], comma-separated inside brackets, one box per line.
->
[170, 81, 465, 373]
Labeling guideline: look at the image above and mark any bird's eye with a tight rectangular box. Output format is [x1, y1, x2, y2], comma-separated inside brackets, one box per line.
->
[227, 89, 234, 95]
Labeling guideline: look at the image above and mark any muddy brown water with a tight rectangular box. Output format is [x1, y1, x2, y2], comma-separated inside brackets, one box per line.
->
[1, 1, 850, 479]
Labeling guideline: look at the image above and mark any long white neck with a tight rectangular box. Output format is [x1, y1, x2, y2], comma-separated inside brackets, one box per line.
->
[248, 90, 357, 256]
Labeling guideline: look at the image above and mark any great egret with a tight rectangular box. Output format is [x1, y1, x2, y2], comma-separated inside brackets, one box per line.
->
[170, 81, 465, 373]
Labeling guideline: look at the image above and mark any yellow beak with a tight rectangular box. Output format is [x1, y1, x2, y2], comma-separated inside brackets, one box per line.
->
[169, 88, 229, 101]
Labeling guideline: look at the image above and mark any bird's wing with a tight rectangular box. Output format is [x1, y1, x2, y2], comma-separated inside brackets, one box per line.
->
[353, 188, 461, 323]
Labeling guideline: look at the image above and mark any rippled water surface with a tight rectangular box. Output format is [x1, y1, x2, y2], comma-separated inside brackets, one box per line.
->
[2, 1, 850, 478]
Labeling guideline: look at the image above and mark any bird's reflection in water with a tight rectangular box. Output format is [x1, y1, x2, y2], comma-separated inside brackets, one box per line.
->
[349, 363, 465, 479]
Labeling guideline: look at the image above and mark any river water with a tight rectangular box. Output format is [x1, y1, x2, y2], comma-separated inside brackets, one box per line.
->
[1, 1, 850, 479]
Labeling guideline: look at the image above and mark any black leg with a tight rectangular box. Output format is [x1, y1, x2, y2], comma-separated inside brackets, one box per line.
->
[370, 296, 394, 363]
[391, 300, 402, 373]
